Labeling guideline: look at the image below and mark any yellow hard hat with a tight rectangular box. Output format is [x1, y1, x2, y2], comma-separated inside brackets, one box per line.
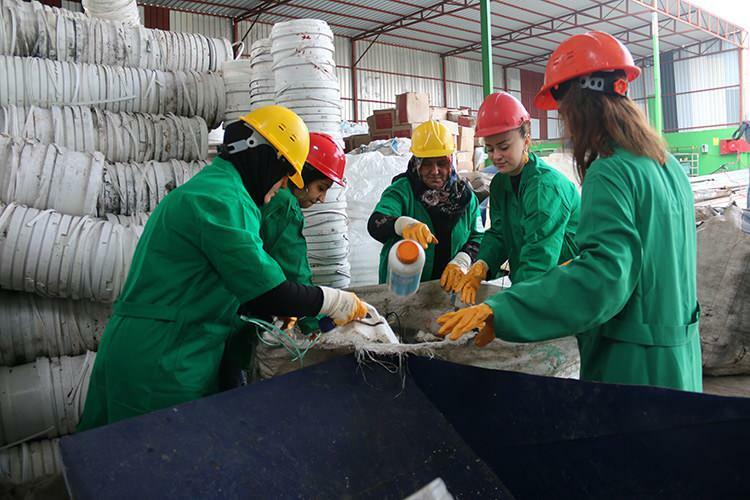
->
[410, 120, 456, 158]
[240, 105, 309, 188]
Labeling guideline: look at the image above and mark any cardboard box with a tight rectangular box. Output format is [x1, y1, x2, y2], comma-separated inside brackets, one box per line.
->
[457, 161, 474, 172]
[430, 107, 448, 121]
[392, 122, 423, 139]
[456, 151, 474, 164]
[396, 92, 431, 124]
[438, 119, 459, 136]
[457, 126, 475, 152]
[458, 115, 476, 128]
[446, 110, 462, 122]
[344, 134, 371, 152]
[373, 109, 396, 130]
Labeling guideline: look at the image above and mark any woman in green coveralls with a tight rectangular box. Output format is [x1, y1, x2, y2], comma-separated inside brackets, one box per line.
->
[437, 32, 702, 392]
[77, 106, 368, 431]
[453, 91, 580, 305]
[260, 132, 346, 332]
[368, 120, 484, 290]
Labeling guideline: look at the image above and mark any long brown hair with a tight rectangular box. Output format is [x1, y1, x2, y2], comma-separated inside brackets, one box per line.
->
[559, 82, 667, 180]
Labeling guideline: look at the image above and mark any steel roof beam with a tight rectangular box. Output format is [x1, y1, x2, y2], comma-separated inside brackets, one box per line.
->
[351, 0, 480, 41]
[234, 0, 294, 23]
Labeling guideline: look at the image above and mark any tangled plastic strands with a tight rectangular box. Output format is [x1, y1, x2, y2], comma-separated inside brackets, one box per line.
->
[239, 315, 321, 365]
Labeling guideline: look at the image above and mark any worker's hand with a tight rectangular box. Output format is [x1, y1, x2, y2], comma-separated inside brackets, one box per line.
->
[453, 260, 488, 305]
[440, 252, 471, 291]
[395, 216, 438, 249]
[319, 287, 368, 326]
[436, 303, 493, 341]
[279, 317, 297, 330]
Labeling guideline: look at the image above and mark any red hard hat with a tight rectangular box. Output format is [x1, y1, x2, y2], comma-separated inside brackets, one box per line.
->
[306, 132, 346, 186]
[475, 92, 531, 138]
[535, 31, 641, 111]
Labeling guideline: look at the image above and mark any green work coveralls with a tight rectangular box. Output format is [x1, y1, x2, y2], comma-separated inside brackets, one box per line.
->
[484, 148, 702, 392]
[260, 186, 313, 285]
[478, 153, 580, 284]
[77, 157, 287, 431]
[373, 177, 484, 284]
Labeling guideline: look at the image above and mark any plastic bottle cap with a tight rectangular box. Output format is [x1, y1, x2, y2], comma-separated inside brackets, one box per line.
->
[396, 240, 420, 264]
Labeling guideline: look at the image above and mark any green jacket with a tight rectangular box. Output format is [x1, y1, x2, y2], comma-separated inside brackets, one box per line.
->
[478, 153, 580, 284]
[373, 177, 484, 284]
[77, 157, 287, 431]
[484, 148, 702, 392]
[260, 187, 313, 285]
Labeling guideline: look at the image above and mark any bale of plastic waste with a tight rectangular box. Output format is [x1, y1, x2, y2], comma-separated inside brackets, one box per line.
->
[252, 280, 580, 380]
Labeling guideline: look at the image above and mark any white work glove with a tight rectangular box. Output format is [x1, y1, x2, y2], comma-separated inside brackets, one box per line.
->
[319, 287, 368, 326]
[440, 252, 471, 291]
[394, 216, 438, 249]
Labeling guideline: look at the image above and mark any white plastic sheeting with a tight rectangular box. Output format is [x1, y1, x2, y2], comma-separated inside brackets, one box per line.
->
[82, 0, 139, 26]
[0, 135, 104, 216]
[0, 55, 227, 129]
[0, 135, 207, 216]
[302, 182, 350, 288]
[0, 290, 111, 365]
[249, 38, 275, 111]
[0, 352, 95, 446]
[222, 59, 252, 124]
[344, 151, 410, 286]
[0, 203, 140, 302]
[0, 105, 208, 162]
[0, 438, 61, 485]
[99, 159, 206, 215]
[272, 20, 344, 149]
[0, 0, 233, 72]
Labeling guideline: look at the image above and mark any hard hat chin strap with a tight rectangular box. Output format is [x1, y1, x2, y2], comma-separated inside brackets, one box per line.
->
[218, 123, 271, 155]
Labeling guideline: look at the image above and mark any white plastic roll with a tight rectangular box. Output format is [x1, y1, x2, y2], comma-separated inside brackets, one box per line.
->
[0, 352, 96, 446]
[82, 0, 140, 27]
[0, 290, 111, 365]
[249, 38, 275, 111]
[270, 19, 344, 149]
[221, 59, 252, 124]
[0, 0, 233, 72]
[0, 105, 208, 162]
[0, 438, 62, 485]
[0, 135, 104, 216]
[99, 159, 207, 215]
[0, 202, 139, 302]
[0, 55, 226, 129]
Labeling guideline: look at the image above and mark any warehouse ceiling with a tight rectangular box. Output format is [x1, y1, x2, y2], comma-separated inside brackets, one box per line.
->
[146, 0, 748, 70]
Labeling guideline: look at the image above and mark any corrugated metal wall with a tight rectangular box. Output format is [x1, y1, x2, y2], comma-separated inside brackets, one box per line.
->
[60, 0, 82, 12]
[743, 49, 750, 121]
[631, 43, 741, 132]
[170, 10, 232, 40]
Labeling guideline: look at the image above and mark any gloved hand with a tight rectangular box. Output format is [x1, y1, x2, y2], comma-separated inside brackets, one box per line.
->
[473, 321, 495, 347]
[440, 252, 471, 291]
[320, 287, 368, 326]
[395, 216, 438, 249]
[453, 260, 488, 305]
[279, 317, 297, 330]
[436, 303, 493, 341]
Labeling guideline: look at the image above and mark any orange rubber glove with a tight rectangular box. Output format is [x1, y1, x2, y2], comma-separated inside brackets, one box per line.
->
[439, 252, 471, 291]
[436, 303, 493, 341]
[395, 216, 438, 249]
[453, 260, 488, 305]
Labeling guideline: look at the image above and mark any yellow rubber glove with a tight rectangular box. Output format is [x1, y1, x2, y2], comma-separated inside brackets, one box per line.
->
[395, 216, 438, 249]
[453, 260, 488, 305]
[439, 252, 471, 291]
[436, 303, 493, 341]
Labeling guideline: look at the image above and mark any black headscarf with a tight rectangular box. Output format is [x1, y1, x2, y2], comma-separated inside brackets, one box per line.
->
[220, 120, 292, 207]
[394, 156, 472, 224]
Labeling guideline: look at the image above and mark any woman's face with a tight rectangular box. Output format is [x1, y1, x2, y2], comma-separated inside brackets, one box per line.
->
[418, 156, 452, 189]
[294, 178, 334, 208]
[484, 128, 530, 176]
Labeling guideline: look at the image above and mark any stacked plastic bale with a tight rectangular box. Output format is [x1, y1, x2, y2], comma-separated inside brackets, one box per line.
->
[270, 20, 350, 288]
[249, 38, 275, 111]
[0, 0, 226, 486]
